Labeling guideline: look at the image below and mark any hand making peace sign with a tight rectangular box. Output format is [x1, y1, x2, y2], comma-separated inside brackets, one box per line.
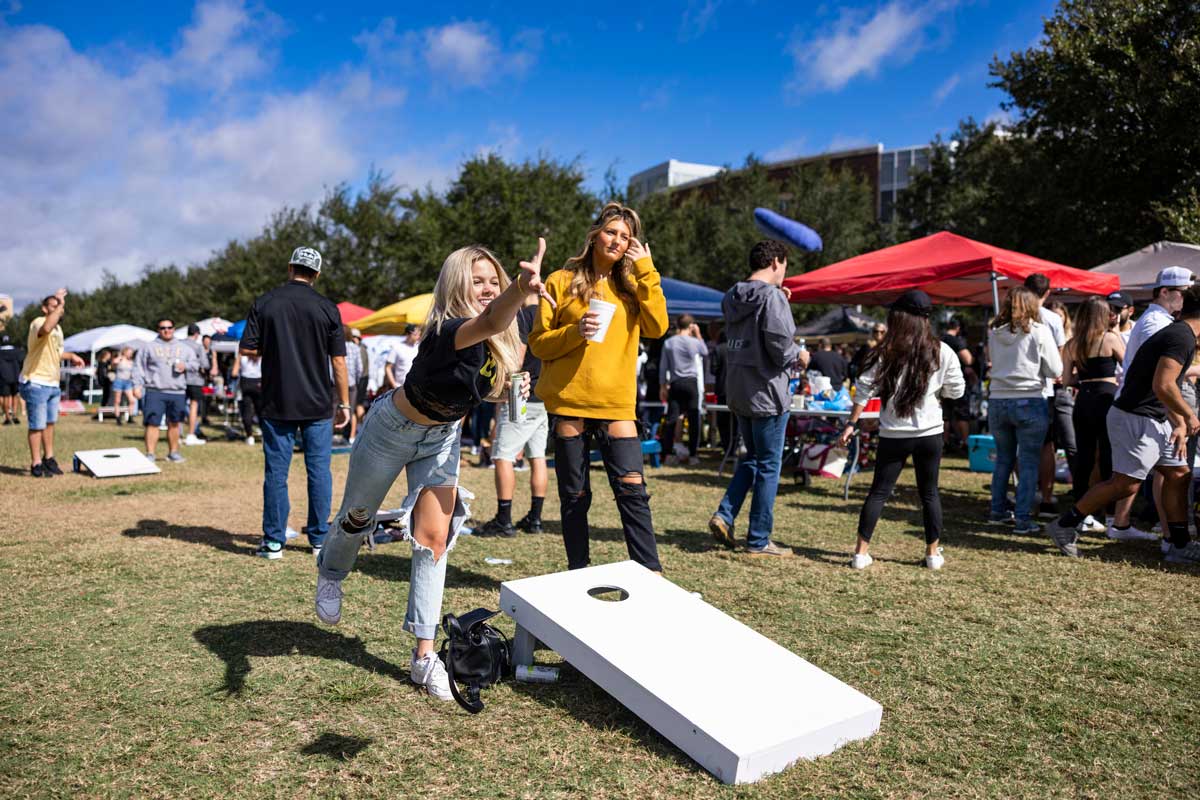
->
[518, 237, 556, 307]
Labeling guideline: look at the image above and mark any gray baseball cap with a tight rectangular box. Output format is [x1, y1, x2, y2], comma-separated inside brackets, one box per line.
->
[289, 246, 323, 272]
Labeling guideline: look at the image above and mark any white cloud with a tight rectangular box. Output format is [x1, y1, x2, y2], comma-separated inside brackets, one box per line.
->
[475, 123, 521, 158]
[788, 1, 958, 93]
[356, 19, 542, 89]
[680, 0, 720, 41]
[764, 137, 809, 162]
[932, 72, 959, 105]
[825, 134, 874, 152]
[0, 2, 443, 310]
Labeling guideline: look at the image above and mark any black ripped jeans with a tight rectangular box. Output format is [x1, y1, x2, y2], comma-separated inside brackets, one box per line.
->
[553, 417, 661, 572]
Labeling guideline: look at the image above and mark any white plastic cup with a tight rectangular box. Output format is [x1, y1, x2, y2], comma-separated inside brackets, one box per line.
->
[587, 298, 617, 343]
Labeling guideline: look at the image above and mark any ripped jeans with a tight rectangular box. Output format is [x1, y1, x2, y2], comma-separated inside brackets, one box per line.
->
[317, 391, 470, 640]
[553, 417, 661, 572]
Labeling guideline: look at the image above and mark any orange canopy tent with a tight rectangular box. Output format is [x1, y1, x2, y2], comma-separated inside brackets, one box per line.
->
[782, 232, 1120, 311]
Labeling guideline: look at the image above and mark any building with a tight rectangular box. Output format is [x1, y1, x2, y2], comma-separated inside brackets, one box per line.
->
[626, 160, 725, 200]
[627, 144, 931, 224]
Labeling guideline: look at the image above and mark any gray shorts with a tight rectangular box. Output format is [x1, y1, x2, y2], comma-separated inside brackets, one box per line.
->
[1107, 405, 1187, 480]
[492, 401, 549, 461]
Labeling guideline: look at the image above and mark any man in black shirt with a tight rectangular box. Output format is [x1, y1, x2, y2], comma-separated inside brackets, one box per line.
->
[940, 317, 975, 450]
[1049, 286, 1200, 564]
[241, 246, 349, 560]
[809, 336, 848, 388]
[0, 333, 25, 424]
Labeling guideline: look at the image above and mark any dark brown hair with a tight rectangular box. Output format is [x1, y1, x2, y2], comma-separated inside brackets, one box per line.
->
[861, 307, 941, 417]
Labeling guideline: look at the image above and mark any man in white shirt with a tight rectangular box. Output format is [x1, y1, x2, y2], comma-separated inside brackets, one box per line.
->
[385, 324, 421, 389]
[1024, 274, 1066, 519]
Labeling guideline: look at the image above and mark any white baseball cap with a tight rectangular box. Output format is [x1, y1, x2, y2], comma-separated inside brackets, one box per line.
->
[1154, 265, 1193, 288]
[289, 246, 323, 272]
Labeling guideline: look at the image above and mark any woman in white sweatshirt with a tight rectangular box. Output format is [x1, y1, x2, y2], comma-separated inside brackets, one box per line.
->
[838, 290, 965, 570]
[985, 286, 1063, 533]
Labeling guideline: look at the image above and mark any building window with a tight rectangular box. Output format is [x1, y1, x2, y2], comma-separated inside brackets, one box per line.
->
[880, 190, 896, 224]
[881, 154, 895, 186]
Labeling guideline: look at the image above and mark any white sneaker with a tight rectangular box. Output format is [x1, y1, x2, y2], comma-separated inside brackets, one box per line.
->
[925, 547, 945, 570]
[410, 650, 453, 701]
[1152, 523, 1162, 534]
[1106, 524, 1157, 542]
[184, 434, 206, 446]
[1078, 515, 1107, 534]
[850, 553, 873, 570]
[315, 573, 343, 624]
[245, 436, 255, 446]
[285, 527, 300, 541]
[1161, 538, 1172, 555]
[312, 545, 322, 563]
[1163, 540, 1200, 564]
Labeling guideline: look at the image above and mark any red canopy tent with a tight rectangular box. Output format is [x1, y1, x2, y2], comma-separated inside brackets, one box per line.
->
[782, 232, 1119, 310]
[336, 301, 375, 325]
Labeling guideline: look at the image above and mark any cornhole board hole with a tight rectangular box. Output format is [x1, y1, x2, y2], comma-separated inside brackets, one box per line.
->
[72, 448, 161, 478]
[500, 561, 882, 784]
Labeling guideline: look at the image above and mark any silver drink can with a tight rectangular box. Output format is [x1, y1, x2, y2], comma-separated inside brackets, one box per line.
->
[508, 372, 528, 422]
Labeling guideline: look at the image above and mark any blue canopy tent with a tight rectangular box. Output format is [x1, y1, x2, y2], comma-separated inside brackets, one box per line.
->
[661, 277, 724, 321]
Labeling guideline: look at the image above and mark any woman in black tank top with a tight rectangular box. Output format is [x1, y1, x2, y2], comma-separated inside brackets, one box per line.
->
[1065, 296, 1126, 507]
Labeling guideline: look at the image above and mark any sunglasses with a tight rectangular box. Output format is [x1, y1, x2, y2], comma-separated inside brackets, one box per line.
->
[158, 325, 174, 331]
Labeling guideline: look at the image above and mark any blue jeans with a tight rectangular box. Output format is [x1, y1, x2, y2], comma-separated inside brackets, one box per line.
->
[19, 382, 60, 431]
[260, 416, 333, 549]
[318, 391, 469, 640]
[988, 397, 1050, 524]
[715, 411, 790, 550]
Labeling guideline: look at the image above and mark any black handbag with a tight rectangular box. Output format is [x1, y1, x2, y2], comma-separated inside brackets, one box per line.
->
[439, 608, 512, 713]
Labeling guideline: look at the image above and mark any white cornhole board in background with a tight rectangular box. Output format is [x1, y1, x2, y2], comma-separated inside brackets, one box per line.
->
[500, 560, 882, 784]
[73, 448, 161, 478]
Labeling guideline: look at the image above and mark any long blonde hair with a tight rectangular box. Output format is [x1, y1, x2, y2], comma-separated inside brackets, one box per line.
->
[991, 286, 1042, 334]
[564, 202, 642, 309]
[424, 245, 522, 401]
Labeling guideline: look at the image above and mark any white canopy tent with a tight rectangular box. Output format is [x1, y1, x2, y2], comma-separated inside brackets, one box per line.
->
[191, 317, 233, 337]
[61, 324, 158, 401]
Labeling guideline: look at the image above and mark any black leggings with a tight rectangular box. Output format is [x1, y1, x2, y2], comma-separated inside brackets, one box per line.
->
[857, 434, 943, 544]
[240, 379, 264, 436]
[1072, 382, 1116, 501]
[553, 418, 660, 572]
[661, 379, 701, 457]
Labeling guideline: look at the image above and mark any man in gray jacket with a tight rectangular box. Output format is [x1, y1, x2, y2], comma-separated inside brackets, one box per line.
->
[133, 317, 198, 463]
[708, 240, 809, 556]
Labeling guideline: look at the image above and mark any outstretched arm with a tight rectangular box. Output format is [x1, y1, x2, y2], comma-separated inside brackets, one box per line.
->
[454, 238, 548, 351]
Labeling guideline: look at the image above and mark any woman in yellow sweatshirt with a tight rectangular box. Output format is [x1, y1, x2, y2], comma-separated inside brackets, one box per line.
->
[530, 202, 669, 572]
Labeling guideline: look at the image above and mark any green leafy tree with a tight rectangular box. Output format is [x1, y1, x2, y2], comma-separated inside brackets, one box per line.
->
[902, 0, 1200, 265]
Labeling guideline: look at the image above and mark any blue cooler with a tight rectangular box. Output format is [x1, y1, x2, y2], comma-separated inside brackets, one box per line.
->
[968, 435, 997, 473]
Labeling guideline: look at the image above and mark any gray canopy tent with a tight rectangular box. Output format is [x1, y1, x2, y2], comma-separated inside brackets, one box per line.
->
[1090, 241, 1200, 300]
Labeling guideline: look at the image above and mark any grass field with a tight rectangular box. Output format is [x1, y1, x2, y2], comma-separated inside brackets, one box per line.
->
[1, 414, 1197, 799]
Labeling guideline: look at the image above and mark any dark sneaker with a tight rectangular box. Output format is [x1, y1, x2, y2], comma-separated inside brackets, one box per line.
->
[1014, 520, 1042, 535]
[30, 462, 46, 478]
[515, 512, 543, 534]
[1044, 520, 1080, 558]
[43, 456, 63, 476]
[1037, 502, 1059, 519]
[987, 511, 1015, 526]
[746, 541, 793, 557]
[478, 518, 517, 538]
[708, 515, 736, 549]
[254, 542, 284, 560]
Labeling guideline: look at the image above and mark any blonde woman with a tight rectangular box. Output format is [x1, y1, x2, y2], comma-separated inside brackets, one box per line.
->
[987, 286, 1063, 532]
[530, 203, 669, 572]
[315, 241, 546, 701]
[110, 347, 137, 424]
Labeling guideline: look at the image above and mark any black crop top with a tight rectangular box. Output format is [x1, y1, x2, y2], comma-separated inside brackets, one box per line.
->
[404, 318, 499, 422]
[1077, 355, 1118, 381]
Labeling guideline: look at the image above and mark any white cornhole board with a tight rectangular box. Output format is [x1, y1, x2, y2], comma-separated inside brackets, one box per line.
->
[72, 448, 161, 478]
[500, 560, 882, 784]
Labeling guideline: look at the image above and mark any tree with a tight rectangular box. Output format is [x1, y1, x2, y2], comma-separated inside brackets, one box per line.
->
[639, 156, 888, 298]
[902, 0, 1200, 265]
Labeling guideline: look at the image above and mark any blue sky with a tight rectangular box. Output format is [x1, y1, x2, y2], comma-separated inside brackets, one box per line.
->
[1, 0, 1056, 306]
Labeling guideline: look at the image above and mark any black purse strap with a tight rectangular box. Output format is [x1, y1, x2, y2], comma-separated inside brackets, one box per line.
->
[445, 649, 485, 714]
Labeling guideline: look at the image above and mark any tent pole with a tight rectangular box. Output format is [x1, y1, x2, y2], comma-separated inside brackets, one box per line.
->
[990, 272, 1000, 315]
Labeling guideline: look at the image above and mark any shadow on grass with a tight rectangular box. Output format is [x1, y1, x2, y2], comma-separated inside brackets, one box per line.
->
[301, 732, 373, 762]
[509, 671, 706, 780]
[354, 549, 501, 591]
[0, 464, 31, 476]
[122, 518, 260, 556]
[193, 620, 406, 695]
